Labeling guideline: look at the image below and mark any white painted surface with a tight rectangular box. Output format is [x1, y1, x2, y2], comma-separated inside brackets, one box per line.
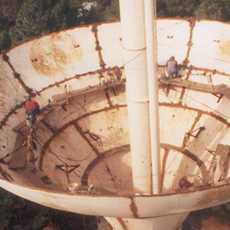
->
[1, 19, 230, 226]
[1, 179, 230, 218]
[144, 0, 161, 194]
[97, 23, 123, 67]
[119, 0, 152, 194]
[0, 57, 27, 120]
[157, 19, 190, 65]
[8, 28, 100, 91]
[190, 21, 230, 72]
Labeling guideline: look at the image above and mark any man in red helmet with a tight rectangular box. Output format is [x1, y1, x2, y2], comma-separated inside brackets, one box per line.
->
[24, 96, 40, 126]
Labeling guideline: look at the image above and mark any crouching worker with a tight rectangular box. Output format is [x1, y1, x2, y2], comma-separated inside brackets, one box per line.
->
[24, 96, 40, 126]
[178, 176, 193, 191]
[166, 56, 178, 78]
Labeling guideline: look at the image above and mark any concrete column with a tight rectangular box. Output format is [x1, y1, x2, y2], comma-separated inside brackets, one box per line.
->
[119, 0, 152, 194]
[105, 213, 188, 230]
[144, 0, 161, 194]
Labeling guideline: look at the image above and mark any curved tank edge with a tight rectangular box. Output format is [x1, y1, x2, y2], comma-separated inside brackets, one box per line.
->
[4, 17, 230, 55]
[1, 178, 230, 218]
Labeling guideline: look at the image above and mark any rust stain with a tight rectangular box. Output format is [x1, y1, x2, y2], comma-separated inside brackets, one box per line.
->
[81, 144, 130, 186]
[183, 149, 209, 184]
[179, 66, 192, 102]
[73, 126, 127, 193]
[2, 53, 32, 94]
[55, 163, 80, 184]
[213, 93, 223, 103]
[30, 32, 82, 76]
[129, 197, 139, 218]
[190, 65, 230, 78]
[92, 25, 106, 69]
[84, 130, 103, 146]
[0, 67, 124, 130]
[41, 120, 56, 133]
[0, 102, 23, 129]
[182, 112, 202, 148]
[161, 143, 209, 184]
[104, 88, 113, 107]
[39, 71, 91, 93]
[38, 66, 124, 93]
[73, 122, 100, 156]
[104, 164, 118, 192]
[160, 148, 169, 193]
[0, 166, 14, 182]
[183, 18, 196, 66]
[219, 40, 230, 57]
[117, 218, 129, 230]
[99, 145, 130, 192]
[39, 104, 127, 169]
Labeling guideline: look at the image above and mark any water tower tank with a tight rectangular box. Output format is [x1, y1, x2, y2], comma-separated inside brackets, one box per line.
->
[1, 16, 230, 230]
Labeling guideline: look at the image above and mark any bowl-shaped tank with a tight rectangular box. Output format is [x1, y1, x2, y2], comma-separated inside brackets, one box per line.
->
[1, 19, 230, 218]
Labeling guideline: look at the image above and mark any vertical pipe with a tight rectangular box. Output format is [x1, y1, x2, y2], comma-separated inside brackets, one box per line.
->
[144, 0, 160, 194]
[119, 0, 152, 194]
[106, 214, 188, 230]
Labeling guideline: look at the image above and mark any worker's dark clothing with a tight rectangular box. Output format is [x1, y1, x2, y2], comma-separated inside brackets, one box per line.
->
[179, 177, 193, 190]
[114, 66, 122, 80]
[24, 100, 40, 125]
[166, 59, 178, 78]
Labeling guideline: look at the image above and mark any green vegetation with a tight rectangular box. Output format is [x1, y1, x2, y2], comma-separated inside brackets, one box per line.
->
[9, 0, 68, 45]
[1, 0, 230, 51]
[158, 0, 230, 20]
[0, 188, 97, 230]
[0, 0, 120, 51]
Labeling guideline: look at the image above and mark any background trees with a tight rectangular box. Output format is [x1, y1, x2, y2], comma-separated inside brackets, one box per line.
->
[9, 0, 64, 45]
[156, 0, 200, 17]
[0, 0, 120, 51]
[1, 0, 230, 51]
[195, 0, 230, 21]
[0, 189, 97, 230]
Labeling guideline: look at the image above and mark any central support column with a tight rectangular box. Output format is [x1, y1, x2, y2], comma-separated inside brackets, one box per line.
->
[105, 214, 188, 230]
[144, 0, 160, 194]
[119, 0, 152, 194]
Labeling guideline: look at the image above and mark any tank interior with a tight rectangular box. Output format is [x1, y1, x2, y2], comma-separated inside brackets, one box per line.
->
[1, 19, 230, 196]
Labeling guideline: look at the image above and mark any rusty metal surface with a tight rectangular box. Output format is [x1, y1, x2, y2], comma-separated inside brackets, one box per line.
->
[1, 19, 230, 218]
[30, 33, 83, 76]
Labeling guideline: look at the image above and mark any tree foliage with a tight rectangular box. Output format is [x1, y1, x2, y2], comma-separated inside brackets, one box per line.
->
[157, 0, 200, 17]
[195, 0, 230, 21]
[9, 0, 68, 45]
[1, 0, 230, 51]
[0, 188, 96, 230]
[0, 29, 10, 51]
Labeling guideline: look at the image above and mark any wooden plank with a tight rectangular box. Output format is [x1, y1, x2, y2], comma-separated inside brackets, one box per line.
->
[52, 80, 124, 104]
[159, 77, 215, 93]
[159, 77, 230, 99]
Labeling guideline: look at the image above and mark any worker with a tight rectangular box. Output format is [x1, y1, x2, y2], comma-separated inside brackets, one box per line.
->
[178, 176, 193, 191]
[166, 56, 178, 78]
[24, 96, 40, 126]
[114, 66, 122, 81]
